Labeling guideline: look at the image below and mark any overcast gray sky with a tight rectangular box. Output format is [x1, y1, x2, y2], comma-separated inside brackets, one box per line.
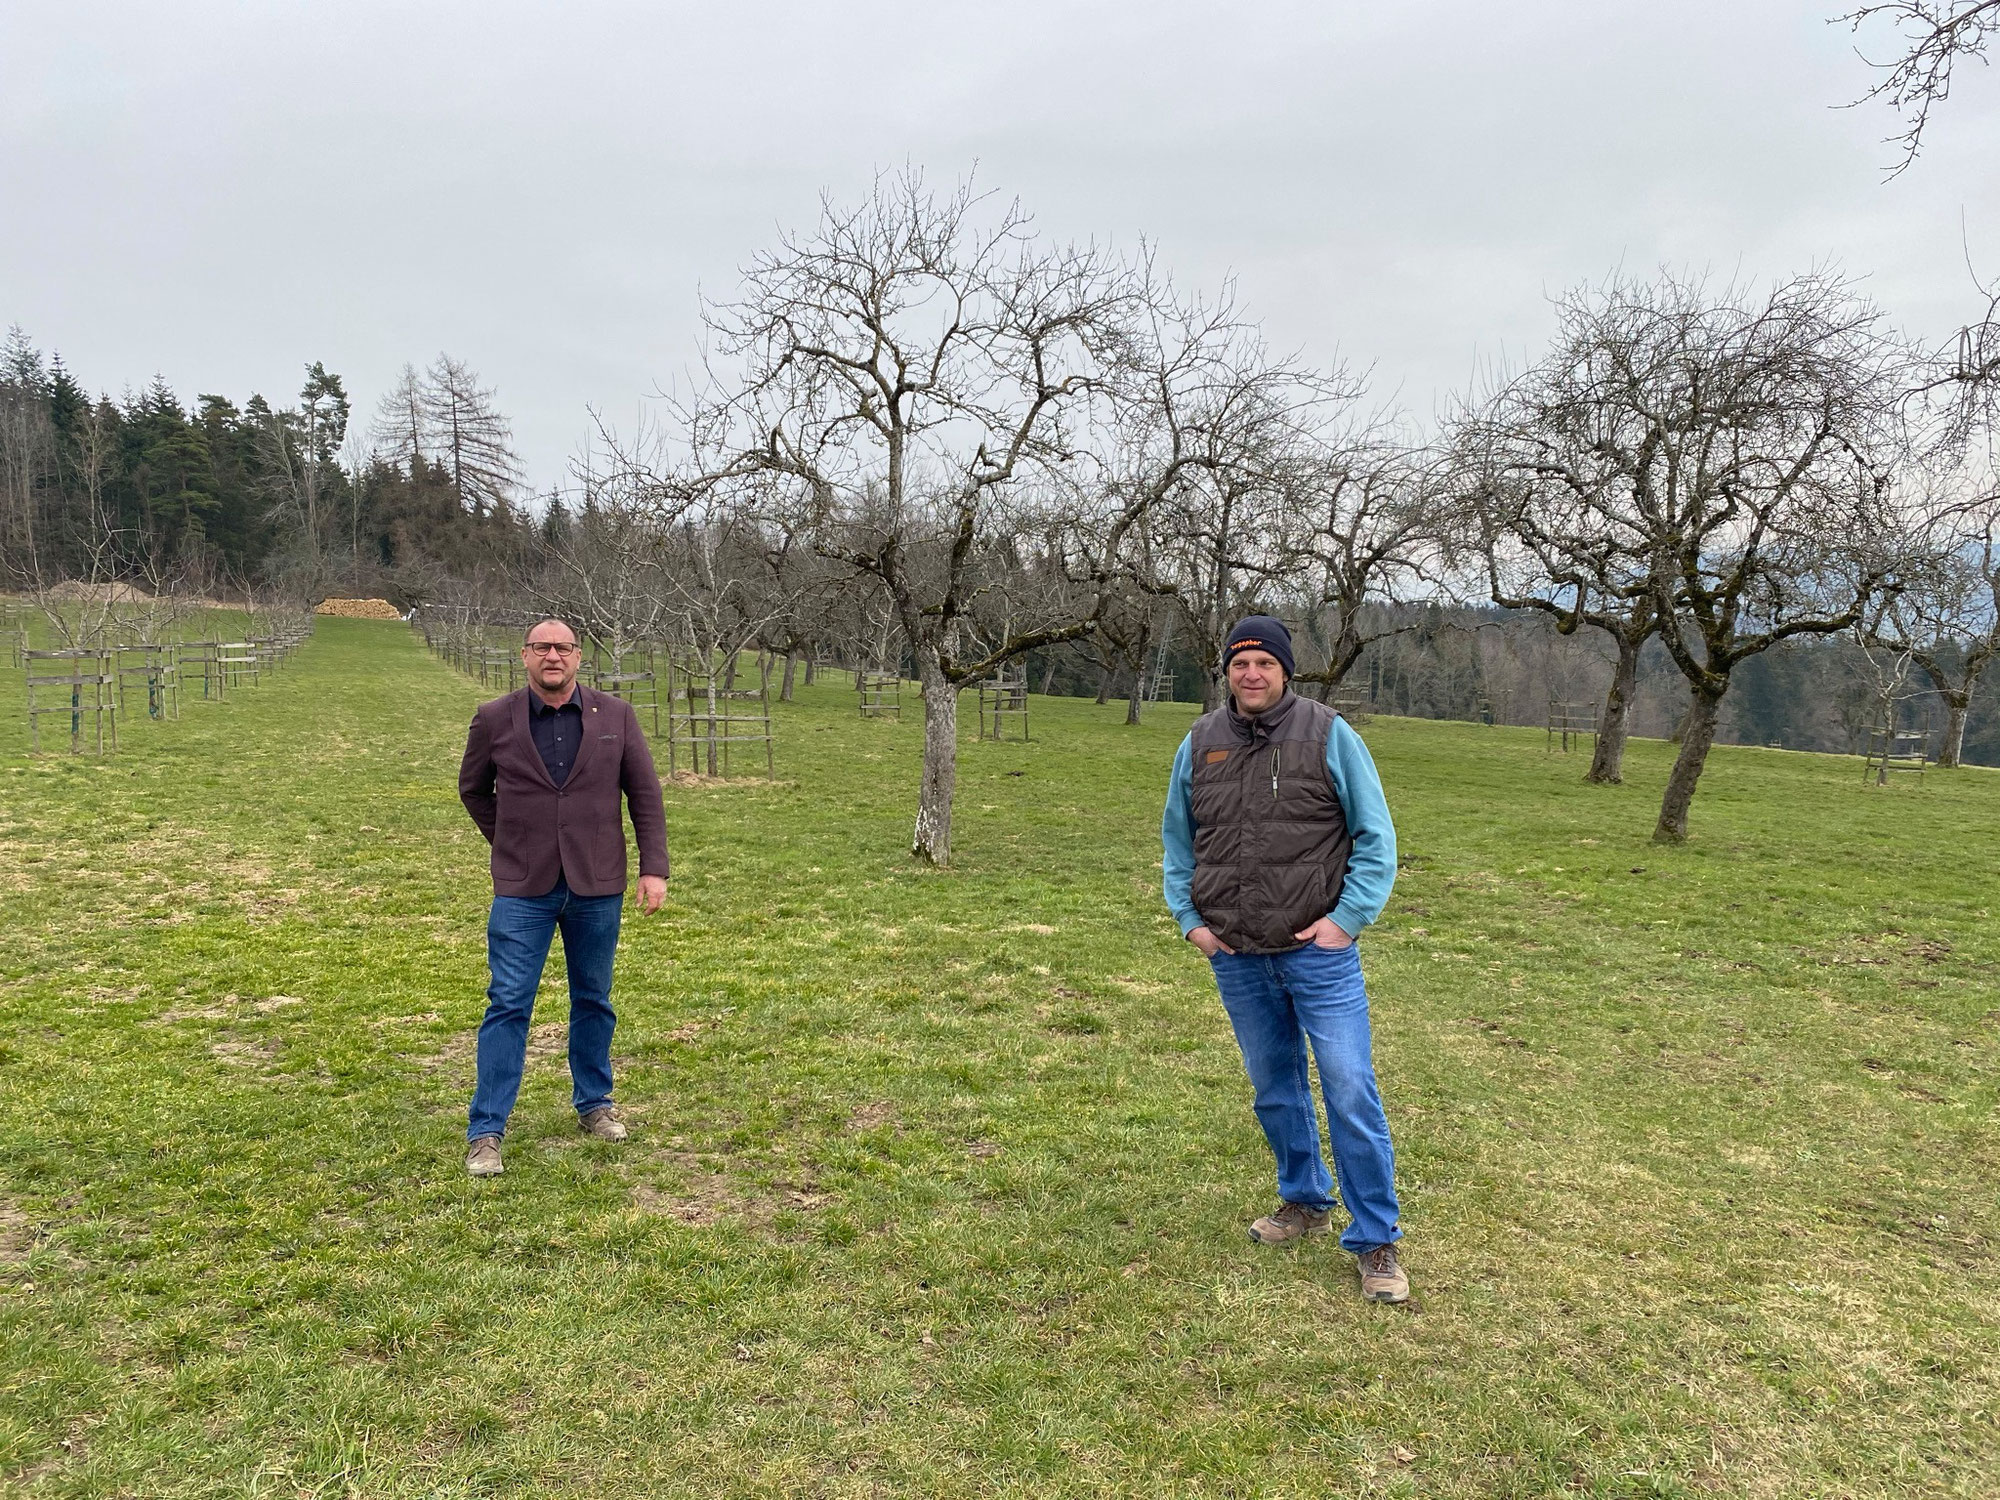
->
[5, 1, 1998, 491]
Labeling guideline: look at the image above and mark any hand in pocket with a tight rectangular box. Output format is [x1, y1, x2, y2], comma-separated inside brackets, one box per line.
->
[1294, 917, 1353, 950]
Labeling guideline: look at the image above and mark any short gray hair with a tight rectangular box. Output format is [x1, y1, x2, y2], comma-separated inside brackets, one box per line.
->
[522, 617, 580, 646]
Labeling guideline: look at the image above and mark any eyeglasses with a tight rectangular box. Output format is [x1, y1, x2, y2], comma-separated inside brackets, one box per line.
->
[524, 642, 580, 656]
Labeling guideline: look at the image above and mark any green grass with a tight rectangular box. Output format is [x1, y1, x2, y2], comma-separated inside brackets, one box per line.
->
[0, 617, 1995, 1498]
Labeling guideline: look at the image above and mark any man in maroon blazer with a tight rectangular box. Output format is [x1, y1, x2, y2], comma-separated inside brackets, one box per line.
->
[457, 617, 670, 1177]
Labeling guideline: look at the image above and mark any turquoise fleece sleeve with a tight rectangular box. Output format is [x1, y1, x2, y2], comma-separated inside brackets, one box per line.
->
[1326, 716, 1396, 937]
[1161, 734, 1201, 935]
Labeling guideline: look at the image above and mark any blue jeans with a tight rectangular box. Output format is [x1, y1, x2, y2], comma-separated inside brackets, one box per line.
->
[467, 875, 623, 1141]
[1208, 941, 1402, 1252]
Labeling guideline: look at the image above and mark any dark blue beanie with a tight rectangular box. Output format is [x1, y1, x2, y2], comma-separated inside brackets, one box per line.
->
[1222, 615, 1294, 679]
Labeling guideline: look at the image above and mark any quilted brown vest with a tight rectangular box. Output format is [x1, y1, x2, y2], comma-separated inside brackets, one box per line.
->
[1188, 690, 1352, 955]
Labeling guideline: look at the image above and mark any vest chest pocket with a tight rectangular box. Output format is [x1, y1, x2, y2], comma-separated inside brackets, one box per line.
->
[1190, 748, 1244, 827]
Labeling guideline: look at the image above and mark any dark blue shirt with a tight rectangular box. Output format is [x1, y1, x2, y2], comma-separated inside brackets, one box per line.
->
[528, 687, 583, 787]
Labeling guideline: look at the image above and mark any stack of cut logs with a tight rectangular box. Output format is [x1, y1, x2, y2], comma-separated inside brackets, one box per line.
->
[314, 598, 403, 620]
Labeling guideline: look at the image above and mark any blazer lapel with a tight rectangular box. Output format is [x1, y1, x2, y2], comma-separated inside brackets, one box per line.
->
[512, 689, 559, 789]
[566, 684, 602, 782]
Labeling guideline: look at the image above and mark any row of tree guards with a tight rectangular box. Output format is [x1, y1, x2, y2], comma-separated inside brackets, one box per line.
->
[5, 596, 315, 754]
[1542, 688, 1941, 782]
[410, 606, 775, 778]
[409, 603, 1052, 776]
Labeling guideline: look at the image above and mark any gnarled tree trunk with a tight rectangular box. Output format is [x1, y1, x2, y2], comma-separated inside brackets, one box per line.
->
[912, 659, 959, 866]
[1587, 633, 1642, 784]
[1654, 687, 1723, 842]
[1939, 691, 1969, 768]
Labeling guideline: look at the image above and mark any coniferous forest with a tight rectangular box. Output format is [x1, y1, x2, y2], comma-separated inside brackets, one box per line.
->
[0, 330, 532, 600]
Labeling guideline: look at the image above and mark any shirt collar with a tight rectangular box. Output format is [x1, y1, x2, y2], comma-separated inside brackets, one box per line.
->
[530, 685, 581, 716]
[1225, 686, 1298, 742]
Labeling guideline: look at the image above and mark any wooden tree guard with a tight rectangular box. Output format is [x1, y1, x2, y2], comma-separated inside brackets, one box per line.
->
[25, 647, 117, 754]
[1862, 724, 1929, 784]
[179, 640, 227, 700]
[590, 644, 661, 736]
[667, 656, 774, 777]
[978, 669, 1030, 741]
[1547, 699, 1597, 753]
[116, 642, 180, 722]
[1328, 684, 1369, 726]
[218, 641, 260, 689]
[0, 601, 24, 668]
[858, 671, 901, 718]
[477, 646, 520, 691]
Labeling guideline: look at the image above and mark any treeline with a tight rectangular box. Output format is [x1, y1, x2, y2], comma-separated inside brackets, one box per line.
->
[0, 330, 533, 597]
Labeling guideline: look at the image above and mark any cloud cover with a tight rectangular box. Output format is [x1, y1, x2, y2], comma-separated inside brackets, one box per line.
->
[4, 0, 1997, 487]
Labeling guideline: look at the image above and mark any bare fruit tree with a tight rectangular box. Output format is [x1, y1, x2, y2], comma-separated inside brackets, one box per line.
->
[1872, 490, 2000, 764]
[686, 172, 1159, 866]
[1096, 273, 1345, 715]
[534, 460, 671, 669]
[1117, 312, 1356, 710]
[1280, 429, 1439, 703]
[1458, 378, 1665, 785]
[1491, 271, 1915, 841]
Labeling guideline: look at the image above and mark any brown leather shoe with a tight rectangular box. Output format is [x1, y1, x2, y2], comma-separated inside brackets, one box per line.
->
[466, 1135, 503, 1177]
[579, 1106, 628, 1143]
[1249, 1201, 1332, 1244]
[1357, 1244, 1409, 1303]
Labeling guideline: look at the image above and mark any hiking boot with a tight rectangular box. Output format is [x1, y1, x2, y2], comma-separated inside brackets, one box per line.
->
[579, 1106, 628, 1143]
[1248, 1201, 1332, 1244]
[466, 1135, 503, 1178]
[1357, 1244, 1409, 1303]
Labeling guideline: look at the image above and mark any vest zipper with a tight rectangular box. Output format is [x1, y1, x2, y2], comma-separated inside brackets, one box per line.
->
[1271, 746, 1280, 800]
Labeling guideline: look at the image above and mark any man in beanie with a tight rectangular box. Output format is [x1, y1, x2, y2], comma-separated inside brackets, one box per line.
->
[1160, 614, 1408, 1303]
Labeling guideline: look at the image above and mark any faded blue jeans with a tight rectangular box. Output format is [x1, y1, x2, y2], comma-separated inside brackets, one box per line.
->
[1208, 940, 1402, 1252]
[467, 875, 623, 1141]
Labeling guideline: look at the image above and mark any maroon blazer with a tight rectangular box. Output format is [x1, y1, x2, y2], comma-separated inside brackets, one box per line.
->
[458, 685, 670, 898]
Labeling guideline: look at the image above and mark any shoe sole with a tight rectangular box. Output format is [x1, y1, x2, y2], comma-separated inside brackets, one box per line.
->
[1248, 1223, 1331, 1244]
[467, 1163, 503, 1178]
[1362, 1286, 1409, 1303]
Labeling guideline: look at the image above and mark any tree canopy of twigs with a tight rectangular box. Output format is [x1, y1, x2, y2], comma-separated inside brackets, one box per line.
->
[671, 170, 1356, 865]
[1463, 269, 1920, 841]
[1839, 1, 2000, 175]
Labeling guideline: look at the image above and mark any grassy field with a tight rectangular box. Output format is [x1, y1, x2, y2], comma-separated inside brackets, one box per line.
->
[0, 617, 1995, 1499]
